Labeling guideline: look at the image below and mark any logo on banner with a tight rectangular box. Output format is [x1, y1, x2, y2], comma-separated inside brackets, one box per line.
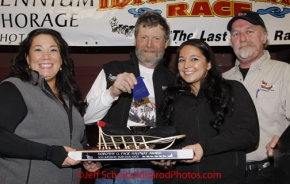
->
[109, 17, 134, 37]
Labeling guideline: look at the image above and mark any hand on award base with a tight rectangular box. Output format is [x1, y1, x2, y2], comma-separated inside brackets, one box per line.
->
[151, 160, 176, 170]
[62, 146, 80, 167]
[83, 161, 102, 172]
[180, 143, 203, 163]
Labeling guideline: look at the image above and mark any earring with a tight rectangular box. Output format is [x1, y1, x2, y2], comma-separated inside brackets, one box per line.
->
[28, 65, 30, 69]
[59, 67, 62, 71]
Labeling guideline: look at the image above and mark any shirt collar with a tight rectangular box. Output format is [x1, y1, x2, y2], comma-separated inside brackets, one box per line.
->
[234, 50, 270, 72]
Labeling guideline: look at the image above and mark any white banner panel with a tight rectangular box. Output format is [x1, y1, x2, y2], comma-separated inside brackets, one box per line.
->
[0, 0, 290, 46]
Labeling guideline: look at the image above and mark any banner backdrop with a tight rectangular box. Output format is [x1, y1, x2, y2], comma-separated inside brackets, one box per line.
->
[0, 0, 290, 46]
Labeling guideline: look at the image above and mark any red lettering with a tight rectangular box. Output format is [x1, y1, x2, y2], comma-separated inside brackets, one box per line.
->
[99, 0, 109, 9]
[190, 1, 213, 17]
[212, 1, 231, 17]
[280, 0, 290, 6]
[111, 0, 131, 8]
[167, 0, 252, 18]
[232, 2, 251, 16]
[168, 3, 189, 17]
[131, 0, 144, 5]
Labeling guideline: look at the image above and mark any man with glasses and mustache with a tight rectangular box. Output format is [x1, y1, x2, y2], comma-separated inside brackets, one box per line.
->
[84, 12, 173, 184]
[223, 10, 290, 184]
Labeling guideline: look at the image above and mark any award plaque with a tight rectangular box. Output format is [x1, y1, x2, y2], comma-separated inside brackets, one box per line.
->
[74, 121, 193, 161]
[69, 149, 193, 161]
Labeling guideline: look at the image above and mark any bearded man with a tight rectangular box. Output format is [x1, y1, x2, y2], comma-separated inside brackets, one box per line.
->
[223, 10, 290, 184]
[84, 12, 173, 184]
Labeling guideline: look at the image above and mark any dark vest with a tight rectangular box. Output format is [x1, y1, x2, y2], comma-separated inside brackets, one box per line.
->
[97, 51, 173, 179]
[102, 51, 173, 127]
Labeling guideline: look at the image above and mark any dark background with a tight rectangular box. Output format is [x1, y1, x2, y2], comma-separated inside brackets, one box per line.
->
[1, 44, 290, 94]
[1, 44, 290, 183]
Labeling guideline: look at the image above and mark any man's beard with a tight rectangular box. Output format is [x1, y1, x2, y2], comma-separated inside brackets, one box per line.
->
[236, 42, 258, 59]
[135, 47, 164, 68]
[240, 47, 251, 59]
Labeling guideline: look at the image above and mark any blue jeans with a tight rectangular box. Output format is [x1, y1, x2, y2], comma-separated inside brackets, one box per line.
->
[95, 168, 154, 184]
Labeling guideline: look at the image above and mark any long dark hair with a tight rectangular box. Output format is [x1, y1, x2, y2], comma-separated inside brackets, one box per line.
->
[160, 39, 233, 131]
[8, 28, 87, 116]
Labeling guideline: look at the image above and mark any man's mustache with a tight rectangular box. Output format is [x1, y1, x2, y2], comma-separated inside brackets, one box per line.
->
[237, 42, 255, 49]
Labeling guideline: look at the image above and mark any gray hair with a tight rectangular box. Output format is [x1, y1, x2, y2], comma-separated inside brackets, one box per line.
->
[261, 26, 269, 49]
[134, 12, 170, 41]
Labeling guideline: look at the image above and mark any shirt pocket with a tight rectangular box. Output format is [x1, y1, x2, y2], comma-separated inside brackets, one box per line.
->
[260, 80, 278, 98]
[258, 83, 280, 122]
